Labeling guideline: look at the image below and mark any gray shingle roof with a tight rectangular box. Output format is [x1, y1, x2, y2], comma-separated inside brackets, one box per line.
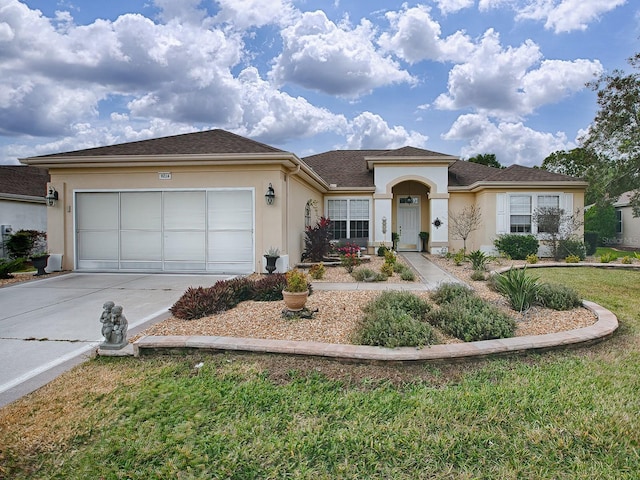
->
[303, 150, 381, 188]
[0, 166, 49, 197]
[33, 129, 284, 158]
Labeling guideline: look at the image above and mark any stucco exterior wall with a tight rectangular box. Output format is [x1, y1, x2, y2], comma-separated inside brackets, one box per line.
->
[287, 173, 324, 265]
[617, 206, 640, 248]
[0, 199, 47, 258]
[447, 192, 478, 252]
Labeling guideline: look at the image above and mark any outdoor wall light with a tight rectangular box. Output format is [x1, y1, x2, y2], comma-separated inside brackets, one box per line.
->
[45, 186, 59, 207]
[432, 217, 443, 229]
[265, 183, 275, 205]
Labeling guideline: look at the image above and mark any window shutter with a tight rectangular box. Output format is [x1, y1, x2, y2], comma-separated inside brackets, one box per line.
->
[496, 193, 507, 233]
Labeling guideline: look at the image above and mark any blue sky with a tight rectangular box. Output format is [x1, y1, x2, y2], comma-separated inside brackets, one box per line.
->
[0, 0, 638, 166]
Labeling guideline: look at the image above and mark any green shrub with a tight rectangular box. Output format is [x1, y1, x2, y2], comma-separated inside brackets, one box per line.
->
[340, 253, 361, 273]
[526, 254, 539, 264]
[251, 274, 287, 301]
[384, 249, 397, 265]
[621, 256, 633, 264]
[380, 262, 394, 277]
[584, 231, 598, 256]
[427, 296, 516, 342]
[356, 292, 436, 348]
[494, 234, 539, 260]
[467, 250, 490, 271]
[0, 258, 26, 279]
[565, 255, 580, 263]
[453, 249, 465, 266]
[355, 307, 438, 348]
[5, 230, 45, 259]
[431, 282, 475, 305]
[470, 270, 486, 281]
[558, 238, 586, 260]
[352, 267, 387, 282]
[494, 267, 540, 313]
[400, 269, 416, 281]
[377, 245, 388, 257]
[600, 253, 615, 263]
[393, 262, 407, 273]
[363, 291, 431, 320]
[537, 283, 582, 310]
[309, 262, 326, 279]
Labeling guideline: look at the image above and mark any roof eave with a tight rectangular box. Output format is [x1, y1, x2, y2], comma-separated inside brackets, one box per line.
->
[326, 186, 376, 193]
[0, 193, 46, 203]
[366, 156, 458, 170]
[449, 180, 589, 192]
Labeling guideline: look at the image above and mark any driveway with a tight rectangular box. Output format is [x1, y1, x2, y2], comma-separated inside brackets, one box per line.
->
[0, 273, 229, 408]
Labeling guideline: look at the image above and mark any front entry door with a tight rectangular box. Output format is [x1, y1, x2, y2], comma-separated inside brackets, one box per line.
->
[397, 201, 420, 251]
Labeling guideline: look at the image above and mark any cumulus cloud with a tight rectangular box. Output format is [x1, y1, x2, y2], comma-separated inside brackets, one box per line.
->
[378, 4, 474, 63]
[443, 113, 574, 166]
[344, 112, 428, 149]
[434, 0, 476, 15]
[517, 0, 627, 33]
[270, 10, 414, 96]
[433, 29, 602, 118]
[213, 0, 298, 29]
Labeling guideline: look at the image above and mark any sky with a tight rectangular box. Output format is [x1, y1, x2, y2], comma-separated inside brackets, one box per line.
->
[0, 0, 638, 167]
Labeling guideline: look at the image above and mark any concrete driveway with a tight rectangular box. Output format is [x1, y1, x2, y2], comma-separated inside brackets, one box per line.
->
[0, 272, 230, 407]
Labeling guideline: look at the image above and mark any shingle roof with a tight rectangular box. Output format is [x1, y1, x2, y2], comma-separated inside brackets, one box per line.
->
[0, 166, 49, 197]
[448, 161, 586, 187]
[303, 150, 381, 188]
[33, 129, 284, 158]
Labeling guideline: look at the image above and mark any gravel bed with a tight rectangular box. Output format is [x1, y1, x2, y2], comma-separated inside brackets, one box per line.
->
[136, 254, 598, 345]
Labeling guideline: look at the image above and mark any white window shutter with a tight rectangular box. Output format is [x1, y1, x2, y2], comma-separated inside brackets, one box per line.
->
[496, 193, 507, 233]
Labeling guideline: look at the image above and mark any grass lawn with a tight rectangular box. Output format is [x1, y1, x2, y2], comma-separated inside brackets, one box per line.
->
[594, 247, 640, 260]
[1, 269, 640, 479]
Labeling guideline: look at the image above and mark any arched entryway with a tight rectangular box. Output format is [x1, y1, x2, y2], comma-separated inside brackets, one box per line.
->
[392, 180, 430, 251]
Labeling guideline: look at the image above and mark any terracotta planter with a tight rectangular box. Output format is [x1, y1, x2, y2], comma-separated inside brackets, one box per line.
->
[282, 290, 309, 311]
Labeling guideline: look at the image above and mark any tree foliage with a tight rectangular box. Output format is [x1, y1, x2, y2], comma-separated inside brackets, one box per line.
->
[449, 205, 482, 253]
[468, 153, 503, 169]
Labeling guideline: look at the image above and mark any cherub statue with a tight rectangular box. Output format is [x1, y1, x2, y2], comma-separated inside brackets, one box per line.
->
[100, 301, 115, 343]
[111, 305, 128, 346]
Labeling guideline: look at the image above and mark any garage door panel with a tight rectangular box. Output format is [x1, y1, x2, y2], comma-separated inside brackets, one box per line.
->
[208, 231, 253, 262]
[164, 231, 206, 261]
[121, 192, 161, 229]
[77, 193, 118, 229]
[164, 192, 206, 230]
[78, 231, 119, 260]
[120, 231, 162, 260]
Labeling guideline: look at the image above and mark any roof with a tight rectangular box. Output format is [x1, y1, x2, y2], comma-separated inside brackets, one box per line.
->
[0, 166, 49, 198]
[30, 129, 284, 158]
[614, 190, 637, 207]
[448, 161, 586, 188]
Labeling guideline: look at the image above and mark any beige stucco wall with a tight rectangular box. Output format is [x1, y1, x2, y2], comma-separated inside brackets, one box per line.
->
[617, 205, 640, 248]
[286, 173, 324, 265]
[47, 164, 290, 272]
[447, 192, 478, 252]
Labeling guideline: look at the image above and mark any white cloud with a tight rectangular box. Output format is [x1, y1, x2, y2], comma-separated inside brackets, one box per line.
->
[378, 4, 474, 63]
[344, 112, 428, 149]
[443, 113, 574, 166]
[433, 29, 602, 118]
[270, 10, 414, 96]
[517, 0, 627, 33]
[213, 0, 298, 29]
[434, 0, 476, 15]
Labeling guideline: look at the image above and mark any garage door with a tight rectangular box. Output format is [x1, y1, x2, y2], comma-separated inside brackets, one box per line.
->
[76, 190, 254, 274]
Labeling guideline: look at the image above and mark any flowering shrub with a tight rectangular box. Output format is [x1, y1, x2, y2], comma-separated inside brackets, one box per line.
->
[337, 242, 361, 256]
[341, 253, 361, 273]
[303, 217, 332, 262]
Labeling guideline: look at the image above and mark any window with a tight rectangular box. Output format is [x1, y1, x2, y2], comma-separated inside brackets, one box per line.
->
[616, 209, 622, 234]
[536, 195, 561, 234]
[510, 196, 532, 233]
[327, 199, 370, 240]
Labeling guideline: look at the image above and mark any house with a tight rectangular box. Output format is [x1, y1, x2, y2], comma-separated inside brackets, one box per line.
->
[20, 129, 587, 274]
[0, 166, 50, 258]
[612, 191, 640, 249]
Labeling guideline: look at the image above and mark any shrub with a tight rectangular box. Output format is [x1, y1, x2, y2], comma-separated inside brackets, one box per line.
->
[363, 291, 431, 320]
[470, 270, 486, 281]
[537, 283, 582, 310]
[309, 263, 325, 280]
[427, 296, 516, 342]
[600, 253, 615, 263]
[565, 255, 580, 263]
[303, 217, 332, 262]
[384, 249, 397, 265]
[380, 262, 394, 277]
[486, 272, 500, 292]
[393, 262, 407, 274]
[453, 249, 465, 266]
[377, 245, 388, 257]
[467, 250, 490, 271]
[400, 269, 416, 281]
[494, 234, 539, 260]
[558, 238, 586, 260]
[252, 274, 287, 301]
[584, 231, 598, 256]
[285, 269, 309, 293]
[0, 258, 25, 279]
[170, 281, 242, 320]
[341, 253, 361, 273]
[224, 277, 255, 302]
[5, 230, 46, 259]
[494, 267, 540, 313]
[337, 243, 361, 256]
[431, 282, 474, 305]
[355, 307, 438, 348]
[352, 267, 387, 282]
[621, 256, 633, 264]
[526, 254, 539, 264]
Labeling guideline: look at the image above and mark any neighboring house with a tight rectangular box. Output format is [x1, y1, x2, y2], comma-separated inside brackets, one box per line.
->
[20, 129, 587, 274]
[612, 191, 640, 249]
[0, 166, 49, 258]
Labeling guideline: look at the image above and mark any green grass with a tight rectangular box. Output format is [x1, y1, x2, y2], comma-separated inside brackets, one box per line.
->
[2, 268, 640, 479]
[594, 247, 640, 260]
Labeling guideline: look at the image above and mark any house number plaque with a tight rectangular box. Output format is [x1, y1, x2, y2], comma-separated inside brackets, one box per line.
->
[158, 172, 172, 180]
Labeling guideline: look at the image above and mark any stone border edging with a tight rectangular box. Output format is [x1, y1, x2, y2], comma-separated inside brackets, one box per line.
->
[132, 300, 617, 363]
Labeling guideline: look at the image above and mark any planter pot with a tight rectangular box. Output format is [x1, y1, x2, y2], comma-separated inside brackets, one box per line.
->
[264, 255, 279, 274]
[31, 255, 50, 276]
[282, 290, 309, 311]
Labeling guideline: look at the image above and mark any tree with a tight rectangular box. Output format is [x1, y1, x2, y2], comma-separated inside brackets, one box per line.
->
[532, 207, 584, 261]
[541, 147, 605, 205]
[583, 52, 640, 216]
[449, 205, 482, 253]
[468, 153, 503, 169]
[584, 203, 617, 246]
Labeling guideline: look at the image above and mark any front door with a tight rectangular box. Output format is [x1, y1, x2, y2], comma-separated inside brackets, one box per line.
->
[397, 200, 420, 251]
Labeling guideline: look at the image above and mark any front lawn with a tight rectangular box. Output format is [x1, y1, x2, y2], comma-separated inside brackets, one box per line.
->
[1, 268, 639, 479]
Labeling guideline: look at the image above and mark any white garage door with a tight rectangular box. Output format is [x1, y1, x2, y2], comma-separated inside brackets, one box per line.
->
[76, 190, 254, 274]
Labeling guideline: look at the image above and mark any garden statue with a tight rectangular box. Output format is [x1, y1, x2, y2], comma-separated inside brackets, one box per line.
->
[99, 301, 128, 349]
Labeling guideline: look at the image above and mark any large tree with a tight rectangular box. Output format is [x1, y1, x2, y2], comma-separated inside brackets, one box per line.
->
[541, 147, 604, 205]
[583, 53, 640, 216]
[468, 153, 503, 169]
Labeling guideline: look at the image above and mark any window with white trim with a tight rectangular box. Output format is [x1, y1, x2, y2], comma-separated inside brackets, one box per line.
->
[509, 195, 532, 233]
[327, 199, 370, 240]
[508, 194, 561, 234]
[536, 195, 561, 234]
[616, 209, 622, 234]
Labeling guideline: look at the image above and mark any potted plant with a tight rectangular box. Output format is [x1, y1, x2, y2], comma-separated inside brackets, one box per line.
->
[263, 247, 280, 274]
[282, 268, 309, 311]
[419, 231, 429, 252]
[5, 230, 49, 275]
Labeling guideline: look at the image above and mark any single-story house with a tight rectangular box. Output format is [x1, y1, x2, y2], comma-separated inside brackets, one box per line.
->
[612, 191, 640, 249]
[0, 166, 49, 258]
[20, 129, 587, 274]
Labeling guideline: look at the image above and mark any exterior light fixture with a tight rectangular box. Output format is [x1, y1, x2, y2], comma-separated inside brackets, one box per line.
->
[432, 217, 442, 229]
[265, 183, 275, 205]
[45, 186, 58, 207]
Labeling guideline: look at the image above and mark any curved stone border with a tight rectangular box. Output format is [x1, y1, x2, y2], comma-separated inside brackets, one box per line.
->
[132, 300, 617, 363]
